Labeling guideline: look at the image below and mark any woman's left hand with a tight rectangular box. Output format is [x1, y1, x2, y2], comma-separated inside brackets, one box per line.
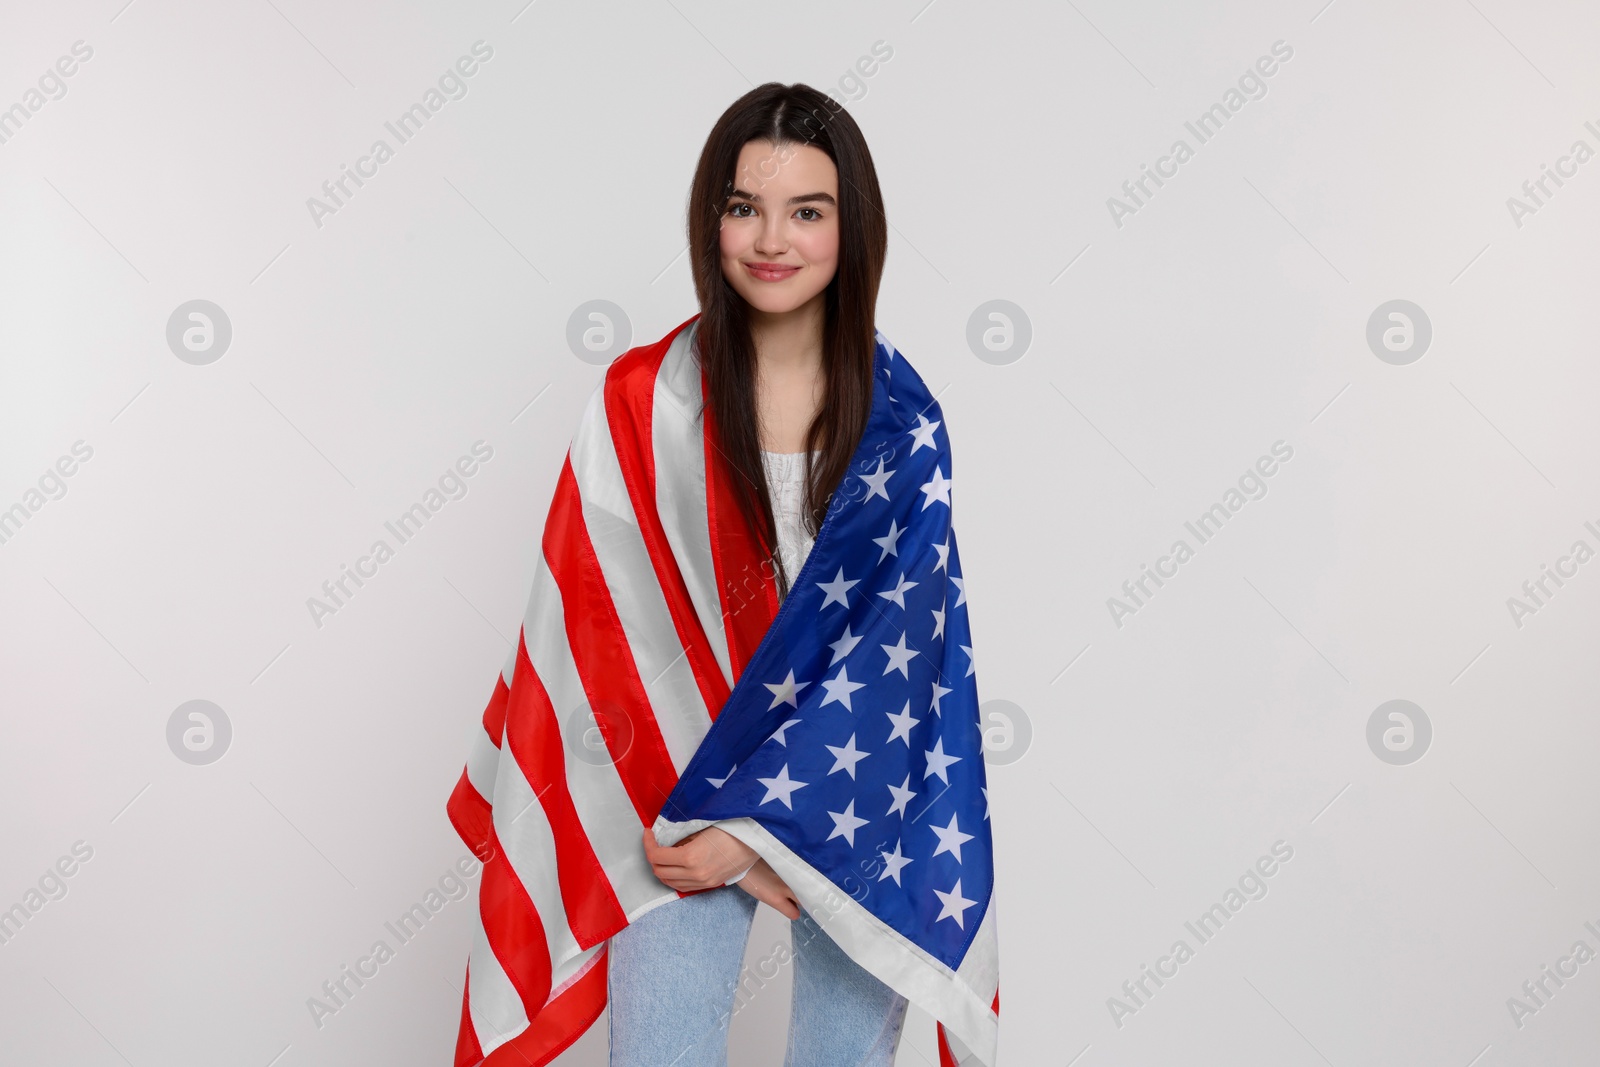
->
[642, 825, 758, 891]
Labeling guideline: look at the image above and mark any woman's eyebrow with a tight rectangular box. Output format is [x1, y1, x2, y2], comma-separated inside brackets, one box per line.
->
[727, 187, 838, 206]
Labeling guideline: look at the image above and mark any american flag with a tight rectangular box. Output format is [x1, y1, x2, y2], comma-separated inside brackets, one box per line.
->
[446, 314, 1000, 1066]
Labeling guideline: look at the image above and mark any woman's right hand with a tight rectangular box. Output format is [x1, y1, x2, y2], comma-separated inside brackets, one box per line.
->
[734, 857, 802, 919]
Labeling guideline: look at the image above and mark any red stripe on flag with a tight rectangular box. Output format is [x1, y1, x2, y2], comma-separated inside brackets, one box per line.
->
[480, 946, 609, 1067]
[447, 671, 510, 861]
[602, 317, 733, 716]
[483, 659, 510, 750]
[478, 824, 553, 1026]
[543, 455, 680, 824]
[447, 771, 494, 865]
[937, 1022, 956, 1067]
[503, 630, 628, 947]
[452, 961, 484, 1067]
[699, 359, 780, 691]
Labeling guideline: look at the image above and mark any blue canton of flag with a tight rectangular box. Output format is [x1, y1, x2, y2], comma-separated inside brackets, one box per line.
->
[658, 331, 992, 972]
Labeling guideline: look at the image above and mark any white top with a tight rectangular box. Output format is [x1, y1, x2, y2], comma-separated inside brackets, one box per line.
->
[761, 449, 821, 600]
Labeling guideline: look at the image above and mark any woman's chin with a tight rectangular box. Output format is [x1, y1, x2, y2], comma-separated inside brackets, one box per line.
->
[732, 283, 826, 317]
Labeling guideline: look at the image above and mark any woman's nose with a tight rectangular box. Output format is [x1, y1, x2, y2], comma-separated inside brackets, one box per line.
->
[754, 217, 789, 254]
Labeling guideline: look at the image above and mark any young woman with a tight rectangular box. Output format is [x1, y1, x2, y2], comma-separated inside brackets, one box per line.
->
[608, 84, 910, 1065]
[446, 81, 998, 1067]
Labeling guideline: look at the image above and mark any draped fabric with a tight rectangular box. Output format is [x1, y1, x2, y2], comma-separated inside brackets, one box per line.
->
[446, 314, 999, 1066]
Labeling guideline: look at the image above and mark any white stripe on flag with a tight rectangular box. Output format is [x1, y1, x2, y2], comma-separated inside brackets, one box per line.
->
[955, 895, 999, 1008]
[519, 548, 672, 917]
[463, 642, 518, 804]
[550, 940, 606, 1002]
[568, 380, 714, 774]
[650, 321, 736, 689]
[498, 639, 517, 693]
[491, 744, 579, 965]
[465, 718, 499, 803]
[467, 915, 531, 1056]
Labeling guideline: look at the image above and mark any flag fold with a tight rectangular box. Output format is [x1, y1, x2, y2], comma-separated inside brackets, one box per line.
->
[446, 314, 1000, 1066]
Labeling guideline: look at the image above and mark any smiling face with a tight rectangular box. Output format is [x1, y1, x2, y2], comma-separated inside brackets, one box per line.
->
[718, 140, 841, 316]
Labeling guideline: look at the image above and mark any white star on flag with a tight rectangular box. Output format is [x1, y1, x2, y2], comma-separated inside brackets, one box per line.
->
[924, 736, 962, 784]
[919, 467, 952, 510]
[880, 632, 920, 678]
[910, 413, 941, 454]
[951, 575, 966, 607]
[929, 682, 952, 716]
[930, 605, 945, 640]
[886, 774, 916, 818]
[934, 878, 977, 928]
[828, 625, 863, 665]
[816, 568, 858, 609]
[768, 718, 802, 747]
[757, 764, 808, 809]
[878, 838, 913, 885]
[877, 572, 919, 609]
[873, 519, 905, 562]
[961, 644, 975, 678]
[707, 762, 736, 788]
[885, 700, 921, 745]
[826, 800, 870, 846]
[763, 669, 810, 710]
[826, 733, 871, 779]
[819, 665, 867, 711]
[933, 535, 950, 573]
[859, 456, 895, 502]
[930, 812, 975, 863]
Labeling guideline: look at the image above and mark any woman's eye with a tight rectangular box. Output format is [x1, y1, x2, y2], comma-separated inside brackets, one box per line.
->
[797, 207, 821, 221]
[728, 202, 754, 218]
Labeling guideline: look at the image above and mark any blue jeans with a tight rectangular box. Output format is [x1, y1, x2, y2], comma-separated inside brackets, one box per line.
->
[607, 883, 908, 1066]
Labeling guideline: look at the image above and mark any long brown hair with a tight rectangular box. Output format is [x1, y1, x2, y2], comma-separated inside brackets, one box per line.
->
[687, 82, 888, 600]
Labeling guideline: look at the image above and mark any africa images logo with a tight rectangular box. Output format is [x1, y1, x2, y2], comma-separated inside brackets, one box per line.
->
[1105, 39, 1295, 229]
[305, 41, 494, 229]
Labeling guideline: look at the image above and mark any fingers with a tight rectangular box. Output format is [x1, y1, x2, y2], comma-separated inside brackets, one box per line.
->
[643, 828, 719, 890]
[646, 826, 756, 884]
[651, 865, 706, 893]
[641, 827, 697, 870]
[770, 893, 801, 920]
[646, 827, 796, 907]
[766, 886, 802, 920]
[642, 828, 686, 888]
[641, 825, 766, 893]
[640, 827, 671, 861]
[694, 830, 756, 881]
[734, 861, 802, 919]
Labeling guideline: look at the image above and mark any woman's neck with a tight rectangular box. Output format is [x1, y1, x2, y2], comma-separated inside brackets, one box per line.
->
[748, 292, 825, 377]
[748, 293, 827, 453]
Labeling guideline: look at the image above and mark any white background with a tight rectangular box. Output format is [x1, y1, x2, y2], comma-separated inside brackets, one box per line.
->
[2, 1, 1598, 1064]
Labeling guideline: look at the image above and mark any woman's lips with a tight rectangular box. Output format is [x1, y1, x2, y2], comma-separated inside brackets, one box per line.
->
[744, 262, 801, 282]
